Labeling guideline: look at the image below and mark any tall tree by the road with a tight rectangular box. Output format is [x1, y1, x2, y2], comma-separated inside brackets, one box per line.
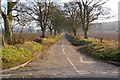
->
[77, 0, 108, 39]
[64, 2, 81, 36]
[14, 0, 51, 38]
[0, 17, 5, 46]
[47, 3, 57, 35]
[37, 0, 51, 38]
[0, 0, 19, 44]
[49, 4, 66, 35]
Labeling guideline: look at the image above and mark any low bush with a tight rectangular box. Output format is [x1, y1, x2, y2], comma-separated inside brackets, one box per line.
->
[12, 33, 40, 45]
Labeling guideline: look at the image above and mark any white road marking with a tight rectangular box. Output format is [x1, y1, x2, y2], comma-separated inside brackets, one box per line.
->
[66, 56, 90, 74]
[62, 44, 63, 48]
[28, 74, 32, 75]
[80, 57, 95, 64]
[66, 57, 80, 73]
[62, 39, 80, 73]
[91, 70, 119, 74]
[96, 71, 108, 74]
[112, 40, 114, 41]
[113, 72, 118, 74]
[62, 39, 65, 54]
[78, 71, 91, 74]
[61, 38, 116, 75]
[62, 39, 64, 48]
[62, 49, 65, 55]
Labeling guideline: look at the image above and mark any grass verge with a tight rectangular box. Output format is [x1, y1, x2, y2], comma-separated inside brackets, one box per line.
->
[1, 33, 63, 70]
[66, 33, 120, 63]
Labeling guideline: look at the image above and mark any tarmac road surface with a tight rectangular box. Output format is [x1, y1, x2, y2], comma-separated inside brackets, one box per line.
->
[2, 35, 119, 79]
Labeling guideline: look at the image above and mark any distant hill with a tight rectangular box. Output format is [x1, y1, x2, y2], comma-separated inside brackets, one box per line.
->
[90, 21, 118, 32]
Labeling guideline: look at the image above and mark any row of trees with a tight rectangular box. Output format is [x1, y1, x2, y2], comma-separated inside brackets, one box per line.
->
[0, 0, 66, 45]
[64, 0, 110, 39]
[0, 0, 110, 45]
[14, 0, 65, 37]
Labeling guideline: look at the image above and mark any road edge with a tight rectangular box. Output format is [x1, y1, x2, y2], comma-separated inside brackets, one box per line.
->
[1, 35, 63, 73]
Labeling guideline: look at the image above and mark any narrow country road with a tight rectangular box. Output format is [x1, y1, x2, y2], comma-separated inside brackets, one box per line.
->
[2, 35, 119, 79]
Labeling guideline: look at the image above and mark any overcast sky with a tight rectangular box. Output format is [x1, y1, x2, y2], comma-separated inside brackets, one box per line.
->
[101, 0, 120, 22]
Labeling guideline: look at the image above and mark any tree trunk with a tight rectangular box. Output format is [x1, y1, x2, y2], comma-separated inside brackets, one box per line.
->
[2, 29, 5, 47]
[84, 30, 88, 39]
[0, 2, 19, 45]
[54, 29, 57, 35]
[3, 16, 13, 45]
[73, 29, 76, 36]
[2, 34, 5, 47]
[57, 29, 60, 33]
[50, 29, 53, 35]
[41, 28, 46, 38]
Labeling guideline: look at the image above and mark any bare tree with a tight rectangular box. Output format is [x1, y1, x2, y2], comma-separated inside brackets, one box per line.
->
[0, 0, 20, 44]
[14, 0, 53, 38]
[77, 0, 109, 39]
[37, 0, 51, 38]
[48, 19, 54, 35]
[64, 2, 81, 36]
[49, 4, 65, 35]
[47, 3, 57, 35]
[0, 18, 5, 46]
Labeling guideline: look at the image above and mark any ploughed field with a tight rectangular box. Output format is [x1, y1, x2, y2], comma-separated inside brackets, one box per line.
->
[80, 31, 118, 42]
